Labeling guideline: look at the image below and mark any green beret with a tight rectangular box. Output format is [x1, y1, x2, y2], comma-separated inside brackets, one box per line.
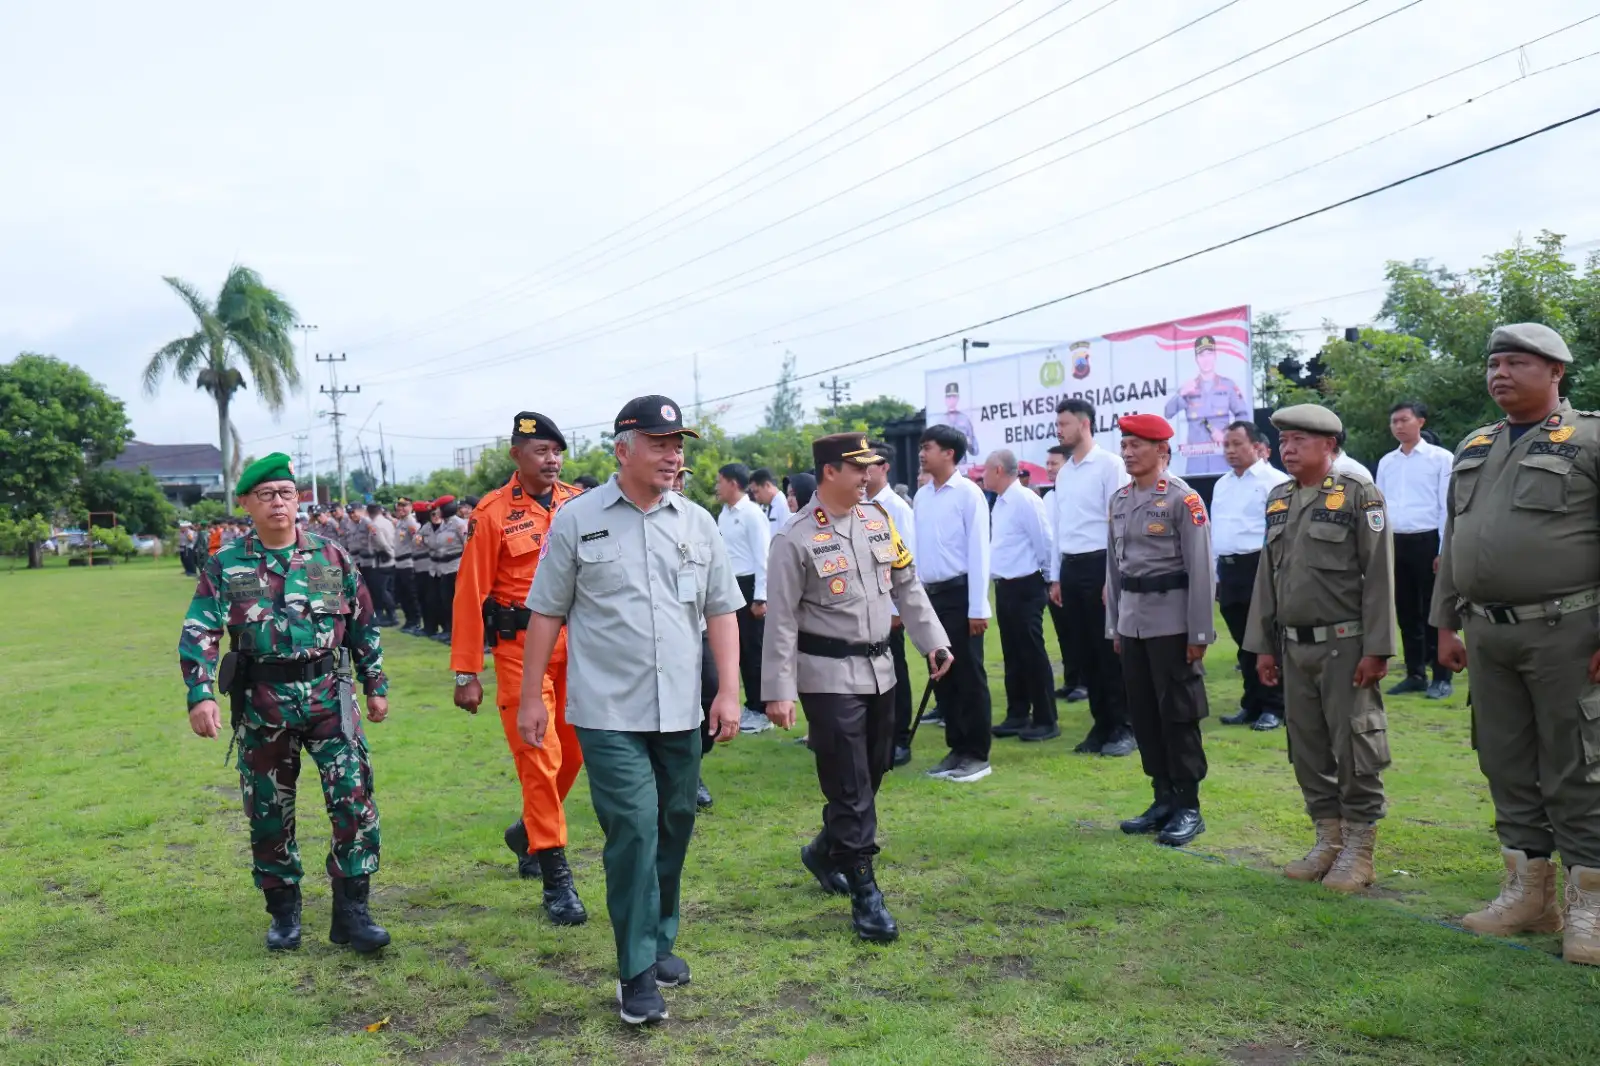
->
[1270, 403, 1342, 436]
[1488, 322, 1571, 364]
[236, 452, 296, 497]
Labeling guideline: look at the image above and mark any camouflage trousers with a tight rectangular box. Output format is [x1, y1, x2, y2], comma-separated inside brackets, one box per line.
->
[236, 709, 380, 889]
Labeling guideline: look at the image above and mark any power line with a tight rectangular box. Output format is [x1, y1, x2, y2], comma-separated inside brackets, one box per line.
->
[376, 0, 1413, 386]
[549, 103, 1600, 432]
[343, 0, 1041, 352]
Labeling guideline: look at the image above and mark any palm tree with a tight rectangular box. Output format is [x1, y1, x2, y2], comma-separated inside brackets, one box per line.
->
[144, 265, 301, 511]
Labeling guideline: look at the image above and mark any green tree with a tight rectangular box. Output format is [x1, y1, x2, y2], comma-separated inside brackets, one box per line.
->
[142, 265, 301, 511]
[762, 351, 803, 432]
[0, 353, 132, 567]
[183, 499, 230, 525]
[0, 514, 52, 570]
[1252, 312, 1320, 409]
[79, 466, 177, 537]
[818, 395, 919, 439]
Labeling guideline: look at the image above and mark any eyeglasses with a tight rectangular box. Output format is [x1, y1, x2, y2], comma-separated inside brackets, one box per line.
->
[252, 488, 299, 502]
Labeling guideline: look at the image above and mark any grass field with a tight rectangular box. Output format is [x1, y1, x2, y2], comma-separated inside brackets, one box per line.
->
[3, 560, 1600, 1065]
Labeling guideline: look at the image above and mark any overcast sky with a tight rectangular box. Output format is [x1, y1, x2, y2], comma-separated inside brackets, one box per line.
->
[4, 0, 1597, 480]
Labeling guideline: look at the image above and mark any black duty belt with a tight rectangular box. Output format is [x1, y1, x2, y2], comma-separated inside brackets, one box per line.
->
[1120, 572, 1189, 593]
[242, 655, 335, 684]
[798, 632, 890, 659]
[923, 576, 968, 596]
[1218, 552, 1260, 566]
[485, 600, 533, 643]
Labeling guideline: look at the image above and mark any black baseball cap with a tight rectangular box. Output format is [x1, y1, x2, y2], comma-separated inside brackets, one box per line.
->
[614, 395, 700, 438]
[511, 411, 568, 451]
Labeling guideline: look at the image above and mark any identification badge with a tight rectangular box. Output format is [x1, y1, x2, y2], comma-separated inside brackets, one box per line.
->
[677, 568, 697, 603]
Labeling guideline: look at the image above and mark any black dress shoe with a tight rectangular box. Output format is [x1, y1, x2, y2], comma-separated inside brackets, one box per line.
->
[617, 966, 668, 1025]
[892, 745, 912, 768]
[535, 847, 589, 926]
[1066, 686, 1089, 703]
[1054, 685, 1072, 700]
[844, 862, 899, 943]
[264, 885, 302, 951]
[1156, 808, 1206, 846]
[505, 820, 540, 879]
[1098, 728, 1138, 757]
[801, 841, 849, 895]
[695, 777, 713, 810]
[1120, 781, 1175, 835]
[991, 715, 1030, 738]
[1220, 706, 1258, 725]
[1386, 675, 1428, 696]
[1251, 712, 1283, 731]
[1073, 731, 1103, 754]
[1019, 722, 1061, 742]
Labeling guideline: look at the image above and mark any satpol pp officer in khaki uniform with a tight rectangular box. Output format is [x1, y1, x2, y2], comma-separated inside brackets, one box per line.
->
[1106, 414, 1216, 847]
[1432, 323, 1600, 965]
[762, 433, 951, 943]
[1244, 404, 1396, 893]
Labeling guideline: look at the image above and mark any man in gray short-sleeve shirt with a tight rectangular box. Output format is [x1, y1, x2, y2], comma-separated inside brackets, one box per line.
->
[519, 394, 743, 1026]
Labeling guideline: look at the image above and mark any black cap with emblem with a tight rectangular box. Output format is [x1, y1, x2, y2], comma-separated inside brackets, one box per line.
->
[812, 432, 886, 469]
[614, 395, 700, 439]
[511, 411, 568, 451]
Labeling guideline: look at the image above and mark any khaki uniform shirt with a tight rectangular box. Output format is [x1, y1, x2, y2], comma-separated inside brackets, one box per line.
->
[1431, 402, 1600, 629]
[1106, 473, 1217, 642]
[1242, 466, 1395, 658]
[433, 515, 468, 576]
[761, 496, 948, 701]
[342, 516, 370, 562]
[527, 475, 745, 732]
[394, 515, 416, 570]
[415, 521, 436, 577]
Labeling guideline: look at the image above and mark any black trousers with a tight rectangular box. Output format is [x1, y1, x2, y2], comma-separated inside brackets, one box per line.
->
[1121, 633, 1209, 788]
[1218, 552, 1283, 716]
[890, 624, 914, 749]
[995, 573, 1056, 726]
[394, 567, 420, 627]
[699, 632, 718, 757]
[735, 573, 765, 710]
[1047, 599, 1080, 690]
[1058, 551, 1128, 737]
[926, 579, 992, 761]
[371, 566, 396, 618]
[418, 573, 441, 635]
[802, 689, 897, 866]
[1394, 530, 1450, 683]
[436, 571, 457, 634]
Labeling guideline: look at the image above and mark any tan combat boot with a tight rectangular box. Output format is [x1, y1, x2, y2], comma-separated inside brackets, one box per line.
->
[1462, 848, 1563, 936]
[1563, 866, 1600, 966]
[1284, 819, 1344, 882]
[1321, 821, 1377, 894]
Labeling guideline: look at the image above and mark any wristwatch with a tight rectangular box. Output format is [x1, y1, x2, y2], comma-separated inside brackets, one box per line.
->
[454, 672, 475, 687]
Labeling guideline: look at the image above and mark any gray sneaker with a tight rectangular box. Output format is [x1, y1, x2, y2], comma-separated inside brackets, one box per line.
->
[925, 752, 962, 778]
[739, 708, 772, 734]
[944, 756, 993, 784]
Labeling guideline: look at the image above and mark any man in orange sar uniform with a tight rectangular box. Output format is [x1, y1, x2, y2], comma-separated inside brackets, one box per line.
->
[450, 410, 588, 925]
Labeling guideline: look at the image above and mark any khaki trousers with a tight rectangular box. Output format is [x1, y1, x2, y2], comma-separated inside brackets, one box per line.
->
[1282, 635, 1390, 822]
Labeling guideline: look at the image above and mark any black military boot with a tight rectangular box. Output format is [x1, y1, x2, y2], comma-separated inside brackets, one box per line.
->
[329, 875, 391, 953]
[844, 861, 899, 943]
[504, 820, 540, 879]
[1120, 778, 1175, 834]
[800, 831, 849, 895]
[1156, 781, 1206, 847]
[536, 848, 589, 926]
[263, 885, 302, 951]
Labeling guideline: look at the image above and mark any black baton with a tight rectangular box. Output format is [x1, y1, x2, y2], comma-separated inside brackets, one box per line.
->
[907, 649, 951, 746]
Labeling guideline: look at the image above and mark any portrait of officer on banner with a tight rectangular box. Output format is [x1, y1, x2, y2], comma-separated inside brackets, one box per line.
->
[1164, 334, 1250, 476]
[938, 381, 979, 457]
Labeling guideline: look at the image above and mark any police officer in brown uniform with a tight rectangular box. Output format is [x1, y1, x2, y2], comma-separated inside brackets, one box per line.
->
[1432, 323, 1600, 965]
[1244, 404, 1396, 893]
[762, 433, 951, 942]
[1106, 414, 1216, 847]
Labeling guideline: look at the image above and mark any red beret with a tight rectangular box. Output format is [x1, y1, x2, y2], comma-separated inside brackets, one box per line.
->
[414, 500, 433, 510]
[433, 495, 456, 508]
[1117, 414, 1174, 441]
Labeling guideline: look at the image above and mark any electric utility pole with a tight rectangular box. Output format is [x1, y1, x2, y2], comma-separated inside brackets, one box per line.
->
[317, 352, 358, 505]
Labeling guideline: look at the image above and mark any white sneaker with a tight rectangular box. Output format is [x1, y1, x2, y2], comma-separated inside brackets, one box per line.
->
[925, 752, 962, 778]
[738, 708, 772, 734]
[945, 757, 993, 783]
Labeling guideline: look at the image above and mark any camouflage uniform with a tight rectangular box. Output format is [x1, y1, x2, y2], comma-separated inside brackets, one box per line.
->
[179, 528, 388, 889]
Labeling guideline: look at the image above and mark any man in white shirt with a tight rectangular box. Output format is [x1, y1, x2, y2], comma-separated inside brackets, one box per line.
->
[1376, 400, 1455, 699]
[912, 425, 994, 783]
[1039, 445, 1087, 703]
[1332, 448, 1370, 479]
[1046, 399, 1135, 756]
[750, 468, 790, 531]
[984, 450, 1058, 742]
[716, 463, 773, 733]
[866, 442, 920, 768]
[1211, 421, 1291, 730]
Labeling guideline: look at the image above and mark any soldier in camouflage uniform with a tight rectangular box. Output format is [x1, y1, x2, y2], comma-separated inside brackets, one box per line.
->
[179, 453, 393, 953]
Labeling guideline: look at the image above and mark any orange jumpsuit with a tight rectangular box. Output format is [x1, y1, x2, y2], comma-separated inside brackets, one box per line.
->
[207, 527, 223, 556]
[450, 474, 584, 852]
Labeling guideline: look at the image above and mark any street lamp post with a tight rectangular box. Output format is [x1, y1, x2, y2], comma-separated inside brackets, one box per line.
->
[294, 323, 319, 503]
[961, 338, 990, 363]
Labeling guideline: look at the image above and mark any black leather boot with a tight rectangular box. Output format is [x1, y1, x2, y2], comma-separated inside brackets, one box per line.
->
[1156, 781, 1206, 847]
[264, 885, 301, 951]
[329, 875, 391, 953]
[1120, 779, 1175, 834]
[504, 820, 540, 879]
[536, 848, 589, 926]
[844, 861, 899, 943]
[801, 832, 849, 895]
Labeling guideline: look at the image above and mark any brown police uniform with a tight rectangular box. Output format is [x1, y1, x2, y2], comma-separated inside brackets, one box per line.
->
[761, 434, 948, 941]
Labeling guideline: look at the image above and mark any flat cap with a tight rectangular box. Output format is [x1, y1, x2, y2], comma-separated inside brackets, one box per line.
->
[1270, 403, 1342, 436]
[235, 452, 295, 498]
[1117, 413, 1174, 441]
[1488, 322, 1571, 364]
[511, 410, 568, 450]
[813, 432, 885, 469]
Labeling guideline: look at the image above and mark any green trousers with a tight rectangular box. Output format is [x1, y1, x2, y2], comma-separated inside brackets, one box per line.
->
[1465, 606, 1600, 868]
[1282, 635, 1390, 823]
[574, 727, 702, 981]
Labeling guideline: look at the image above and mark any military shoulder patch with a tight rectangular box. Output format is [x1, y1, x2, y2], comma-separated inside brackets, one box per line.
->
[1364, 502, 1385, 532]
[1182, 492, 1205, 526]
[1549, 425, 1575, 443]
[1265, 498, 1289, 515]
